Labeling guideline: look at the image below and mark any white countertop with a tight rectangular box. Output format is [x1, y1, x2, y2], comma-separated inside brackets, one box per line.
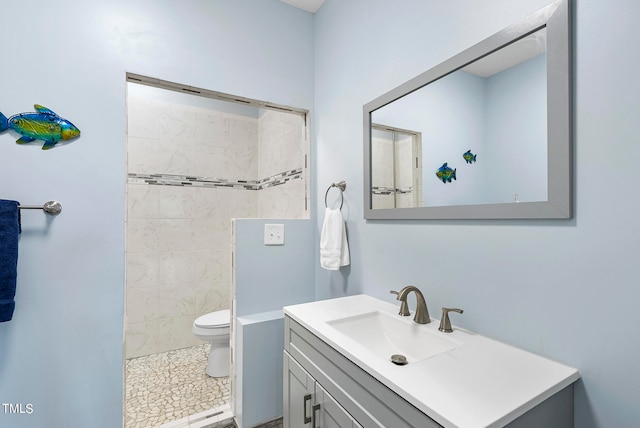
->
[284, 294, 580, 428]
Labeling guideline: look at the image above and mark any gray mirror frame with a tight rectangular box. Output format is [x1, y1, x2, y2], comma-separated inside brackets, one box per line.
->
[363, 0, 571, 220]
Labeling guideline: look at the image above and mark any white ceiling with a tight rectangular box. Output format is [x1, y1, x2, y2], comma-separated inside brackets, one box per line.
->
[462, 28, 547, 78]
[279, 0, 326, 13]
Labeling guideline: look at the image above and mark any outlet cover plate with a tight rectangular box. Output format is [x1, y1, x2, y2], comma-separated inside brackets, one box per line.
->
[264, 224, 285, 245]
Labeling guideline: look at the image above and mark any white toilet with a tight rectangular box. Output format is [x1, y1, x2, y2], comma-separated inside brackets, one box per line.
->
[192, 309, 231, 377]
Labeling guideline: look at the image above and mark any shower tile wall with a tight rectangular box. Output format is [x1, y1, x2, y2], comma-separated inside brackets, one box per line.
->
[257, 109, 308, 218]
[370, 128, 422, 209]
[394, 133, 423, 208]
[126, 96, 306, 359]
[371, 129, 395, 209]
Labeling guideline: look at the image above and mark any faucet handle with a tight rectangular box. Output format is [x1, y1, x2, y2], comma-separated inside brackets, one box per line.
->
[390, 290, 411, 316]
[438, 308, 463, 333]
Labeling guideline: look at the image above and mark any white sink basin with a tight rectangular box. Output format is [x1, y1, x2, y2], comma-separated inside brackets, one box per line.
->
[285, 295, 581, 428]
[327, 310, 461, 363]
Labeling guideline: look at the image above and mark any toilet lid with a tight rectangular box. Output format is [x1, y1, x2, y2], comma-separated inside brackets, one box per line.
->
[194, 309, 230, 328]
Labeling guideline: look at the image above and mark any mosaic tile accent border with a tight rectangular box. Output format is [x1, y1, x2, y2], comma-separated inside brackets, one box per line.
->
[128, 169, 303, 191]
[372, 186, 414, 195]
[258, 169, 303, 189]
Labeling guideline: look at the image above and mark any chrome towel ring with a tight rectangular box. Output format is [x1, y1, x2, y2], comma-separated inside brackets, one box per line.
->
[325, 181, 346, 210]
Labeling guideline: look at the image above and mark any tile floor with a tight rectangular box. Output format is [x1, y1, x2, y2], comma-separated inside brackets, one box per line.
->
[253, 418, 283, 428]
[125, 344, 230, 428]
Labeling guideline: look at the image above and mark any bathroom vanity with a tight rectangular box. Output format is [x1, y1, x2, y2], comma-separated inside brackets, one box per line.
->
[283, 295, 580, 428]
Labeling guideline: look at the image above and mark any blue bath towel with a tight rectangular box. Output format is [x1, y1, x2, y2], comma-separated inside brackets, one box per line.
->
[0, 200, 20, 322]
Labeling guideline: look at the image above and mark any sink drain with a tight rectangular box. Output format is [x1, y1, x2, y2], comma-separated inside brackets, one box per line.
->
[390, 354, 408, 366]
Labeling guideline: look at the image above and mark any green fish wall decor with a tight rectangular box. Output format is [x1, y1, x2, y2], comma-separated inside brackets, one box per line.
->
[463, 150, 477, 164]
[0, 104, 80, 150]
[436, 163, 457, 183]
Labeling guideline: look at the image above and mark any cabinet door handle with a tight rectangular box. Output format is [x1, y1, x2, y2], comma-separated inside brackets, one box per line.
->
[312, 403, 321, 428]
[303, 394, 312, 424]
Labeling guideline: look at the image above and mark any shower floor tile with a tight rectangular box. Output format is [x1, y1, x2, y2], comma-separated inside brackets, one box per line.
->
[125, 344, 230, 428]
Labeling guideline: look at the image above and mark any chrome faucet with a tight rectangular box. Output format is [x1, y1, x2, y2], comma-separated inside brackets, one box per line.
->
[390, 286, 431, 324]
[438, 307, 464, 333]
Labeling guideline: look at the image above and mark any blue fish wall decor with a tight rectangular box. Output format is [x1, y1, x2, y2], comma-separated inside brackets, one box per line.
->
[463, 150, 477, 164]
[436, 163, 457, 183]
[0, 104, 80, 150]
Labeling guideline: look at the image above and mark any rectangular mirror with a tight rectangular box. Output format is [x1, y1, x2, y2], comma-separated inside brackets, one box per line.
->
[364, 0, 571, 220]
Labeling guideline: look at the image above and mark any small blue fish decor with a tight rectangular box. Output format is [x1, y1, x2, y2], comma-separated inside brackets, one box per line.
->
[436, 163, 456, 183]
[463, 150, 477, 164]
[0, 104, 80, 150]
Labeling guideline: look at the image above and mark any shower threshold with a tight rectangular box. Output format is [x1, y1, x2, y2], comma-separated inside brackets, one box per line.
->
[155, 403, 234, 428]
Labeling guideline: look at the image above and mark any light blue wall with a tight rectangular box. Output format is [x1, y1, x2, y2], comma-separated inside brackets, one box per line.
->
[234, 219, 316, 317]
[0, 1, 313, 427]
[233, 219, 315, 427]
[485, 53, 548, 203]
[235, 312, 284, 428]
[314, 0, 640, 426]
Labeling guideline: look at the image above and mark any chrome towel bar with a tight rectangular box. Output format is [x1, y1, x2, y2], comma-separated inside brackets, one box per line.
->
[19, 201, 62, 216]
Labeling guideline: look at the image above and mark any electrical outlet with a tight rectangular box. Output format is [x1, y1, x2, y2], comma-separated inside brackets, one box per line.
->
[264, 224, 285, 245]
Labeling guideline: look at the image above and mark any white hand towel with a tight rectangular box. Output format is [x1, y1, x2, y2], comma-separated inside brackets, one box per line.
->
[320, 207, 350, 270]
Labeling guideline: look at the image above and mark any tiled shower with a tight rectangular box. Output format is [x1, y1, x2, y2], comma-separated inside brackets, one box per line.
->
[370, 126, 423, 209]
[124, 82, 308, 427]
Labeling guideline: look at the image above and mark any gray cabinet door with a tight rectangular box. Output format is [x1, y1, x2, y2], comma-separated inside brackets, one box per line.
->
[315, 383, 359, 428]
[284, 352, 315, 428]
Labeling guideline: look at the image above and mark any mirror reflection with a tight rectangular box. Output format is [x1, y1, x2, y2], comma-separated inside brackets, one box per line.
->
[371, 28, 548, 209]
[371, 124, 423, 209]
